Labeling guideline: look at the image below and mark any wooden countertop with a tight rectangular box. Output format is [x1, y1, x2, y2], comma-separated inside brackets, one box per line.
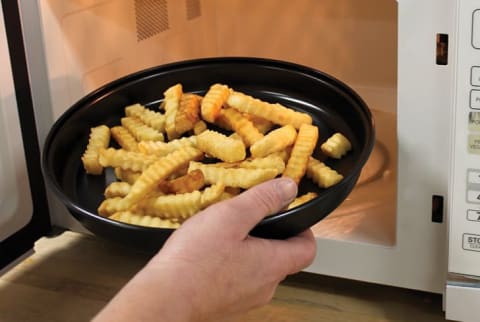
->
[0, 231, 451, 322]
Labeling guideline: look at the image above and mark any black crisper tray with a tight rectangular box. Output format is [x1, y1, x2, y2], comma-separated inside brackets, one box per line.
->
[42, 57, 375, 250]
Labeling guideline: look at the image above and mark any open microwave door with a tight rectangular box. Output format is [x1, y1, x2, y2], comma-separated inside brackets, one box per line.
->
[0, 2, 51, 272]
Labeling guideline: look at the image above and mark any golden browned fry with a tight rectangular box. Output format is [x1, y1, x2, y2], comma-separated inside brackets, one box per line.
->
[111, 126, 139, 151]
[226, 91, 312, 129]
[104, 181, 132, 198]
[125, 103, 166, 132]
[160, 169, 205, 194]
[306, 157, 344, 188]
[120, 146, 204, 209]
[114, 168, 141, 184]
[137, 182, 225, 220]
[98, 148, 158, 172]
[98, 197, 126, 216]
[137, 136, 197, 157]
[250, 125, 297, 158]
[121, 117, 164, 142]
[193, 120, 208, 135]
[220, 108, 264, 147]
[321, 132, 352, 159]
[196, 130, 246, 162]
[81, 125, 110, 175]
[189, 161, 278, 189]
[163, 83, 183, 140]
[110, 211, 180, 228]
[244, 114, 274, 134]
[287, 192, 318, 210]
[283, 124, 319, 184]
[167, 164, 190, 180]
[201, 83, 230, 122]
[175, 93, 201, 136]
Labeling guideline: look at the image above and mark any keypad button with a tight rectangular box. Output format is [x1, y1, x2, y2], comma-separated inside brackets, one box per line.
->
[469, 135, 480, 154]
[470, 112, 480, 131]
[472, 66, 480, 86]
[467, 190, 480, 203]
[471, 90, 480, 109]
[474, 10, 480, 49]
[468, 170, 480, 184]
[467, 209, 480, 222]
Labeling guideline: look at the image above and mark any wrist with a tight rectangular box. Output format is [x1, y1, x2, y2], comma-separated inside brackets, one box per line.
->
[94, 259, 196, 322]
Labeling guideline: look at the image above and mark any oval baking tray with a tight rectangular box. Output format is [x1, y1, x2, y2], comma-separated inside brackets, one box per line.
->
[42, 57, 375, 250]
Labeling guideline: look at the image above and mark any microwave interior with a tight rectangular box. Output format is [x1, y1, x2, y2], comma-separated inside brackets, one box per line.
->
[40, 0, 398, 247]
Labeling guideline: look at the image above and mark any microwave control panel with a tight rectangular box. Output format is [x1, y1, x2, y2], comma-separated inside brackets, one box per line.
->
[449, 0, 480, 276]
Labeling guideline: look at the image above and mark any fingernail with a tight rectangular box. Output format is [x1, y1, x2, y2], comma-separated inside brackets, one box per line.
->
[275, 178, 297, 203]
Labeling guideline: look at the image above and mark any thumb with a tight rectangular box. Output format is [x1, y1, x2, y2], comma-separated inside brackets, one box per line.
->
[203, 178, 298, 239]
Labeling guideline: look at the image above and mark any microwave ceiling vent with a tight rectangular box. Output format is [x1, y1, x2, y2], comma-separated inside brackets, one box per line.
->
[134, 0, 169, 41]
[186, 0, 201, 20]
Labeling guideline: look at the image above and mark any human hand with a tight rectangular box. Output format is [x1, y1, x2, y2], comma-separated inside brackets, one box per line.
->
[94, 178, 316, 322]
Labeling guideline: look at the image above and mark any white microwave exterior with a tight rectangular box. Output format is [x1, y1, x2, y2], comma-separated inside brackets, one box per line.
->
[17, 0, 479, 309]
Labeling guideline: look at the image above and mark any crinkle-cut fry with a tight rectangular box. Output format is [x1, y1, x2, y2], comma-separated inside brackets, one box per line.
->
[159, 169, 205, 194]
[138, 136, 197, 157]
[196, 130, 246, 162]
[212, 114, 233, 131]
[98, 148, 158, 172]
[218, 187, 242, 202]
[98, 197, 126, 216]
[283, 124, 319, 185]
[244, 114, 274, 134]
[201, 83, 230, 122]
[226, 91, 312, 129]
[193, 120, 208, 135]
[238, 155, 286, 174]
[104, 181, 131, 198]
[197, 154, 285, 173]
[229, 132, 244, 143]
[81, 125, 110, 175]
[110, 126, 139, 151]
[121, 117, 164, 142]
[200, 182, 225, 208]
[120, 146, 204, 209]
[220, 107, 264, 147]
[271, 149, 291, 163]
[250, 124, 297, 158]
[321, 132, 352, 159]
[175, 93, 201, 136]
[287, 192, 318, 210]
[189, 161, 278, 189]
[137, 183, 225, 220]
[163, 83, 183, 140]
[306, 157, 344, 188]
[114, 168, 141, 184]
[125, 103, 166, 132]
[110, 211, 180, 228]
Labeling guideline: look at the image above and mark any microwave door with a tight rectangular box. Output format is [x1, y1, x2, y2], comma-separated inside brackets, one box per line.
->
[0, 2, 51, 272]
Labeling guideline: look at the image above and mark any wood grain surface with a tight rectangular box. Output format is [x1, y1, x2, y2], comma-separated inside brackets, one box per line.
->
[0, 231, 451, 322]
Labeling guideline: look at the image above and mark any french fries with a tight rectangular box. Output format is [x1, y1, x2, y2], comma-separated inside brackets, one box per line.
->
[81, 125, 110, 174]
[283, 124, 319, 184]
[81, 82, 353, 229]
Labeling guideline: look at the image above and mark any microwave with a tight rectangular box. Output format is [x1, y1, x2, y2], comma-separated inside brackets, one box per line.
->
[1, 1, 479, 321]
